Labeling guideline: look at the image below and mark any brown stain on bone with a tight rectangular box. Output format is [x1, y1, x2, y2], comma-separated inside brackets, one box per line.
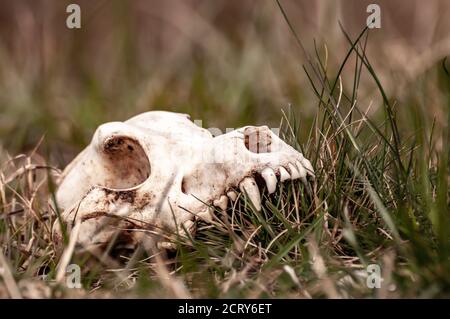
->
[101, 188, 154, 211]
[134, 192, 154, 210]
[104, 188, 137, 204]
[81, 211, 109, 222]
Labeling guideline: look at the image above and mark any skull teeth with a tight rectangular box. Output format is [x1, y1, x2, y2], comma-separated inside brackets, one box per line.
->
[182, 219, 196, 233]
[157, 242, 177, 250]
[279, 166, 291, 181]
[239, 177, 262, 211]
[288, 163, 301, 179]
[296, 160, 308, 184]
[227, 190, 238, 201]
[261, 167, 277, 194]
[213, 195, 228, 211]
[301, 157, 315, 179]
[217, 161, 313, 212]
[196, 207, 214, 223]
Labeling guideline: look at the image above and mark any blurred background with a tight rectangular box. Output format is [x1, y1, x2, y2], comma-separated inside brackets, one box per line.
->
[0, 0, 448, 167]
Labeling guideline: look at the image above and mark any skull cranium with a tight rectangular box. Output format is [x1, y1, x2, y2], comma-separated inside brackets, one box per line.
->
[53, 111, 314, 248]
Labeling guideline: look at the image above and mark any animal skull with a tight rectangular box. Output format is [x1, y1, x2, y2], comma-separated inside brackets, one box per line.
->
[53, 111, 314, 248]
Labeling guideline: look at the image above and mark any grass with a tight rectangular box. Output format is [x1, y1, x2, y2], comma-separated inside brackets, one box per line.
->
[0, 3, 449, 298]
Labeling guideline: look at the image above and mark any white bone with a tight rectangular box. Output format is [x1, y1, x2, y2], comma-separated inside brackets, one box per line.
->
[296, 160, 308, 184]
[261, 167, 277, 194]
[227, 190, 238, 201]
[213, 195, 228, 211]
[52, 111, 314, 248]
[279, 167, 291, 181]
[239, 177, 262, 211]
[196, 207, 214, 223]
[301, 157, 315, 178]
[288, 163, 301, 179]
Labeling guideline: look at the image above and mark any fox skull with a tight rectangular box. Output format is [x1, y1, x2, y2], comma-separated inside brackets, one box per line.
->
[53, 111, 314, 248]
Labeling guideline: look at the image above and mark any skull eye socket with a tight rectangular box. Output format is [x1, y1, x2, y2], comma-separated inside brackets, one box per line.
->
[101, 136, 151, 189]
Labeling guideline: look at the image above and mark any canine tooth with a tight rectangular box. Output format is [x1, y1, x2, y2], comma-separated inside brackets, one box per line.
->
[239, 177, 262, 211]
[213, 195, 228, 211]
[261, 167, 277, 194]
[279, 167, 290, 181]
[288, 163, 300, 179]
[227, 190, 238, 201]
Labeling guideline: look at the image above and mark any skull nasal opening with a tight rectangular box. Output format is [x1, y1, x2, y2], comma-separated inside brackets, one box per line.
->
[101, 136, 151, 189]
[244, 126, 272, 153]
